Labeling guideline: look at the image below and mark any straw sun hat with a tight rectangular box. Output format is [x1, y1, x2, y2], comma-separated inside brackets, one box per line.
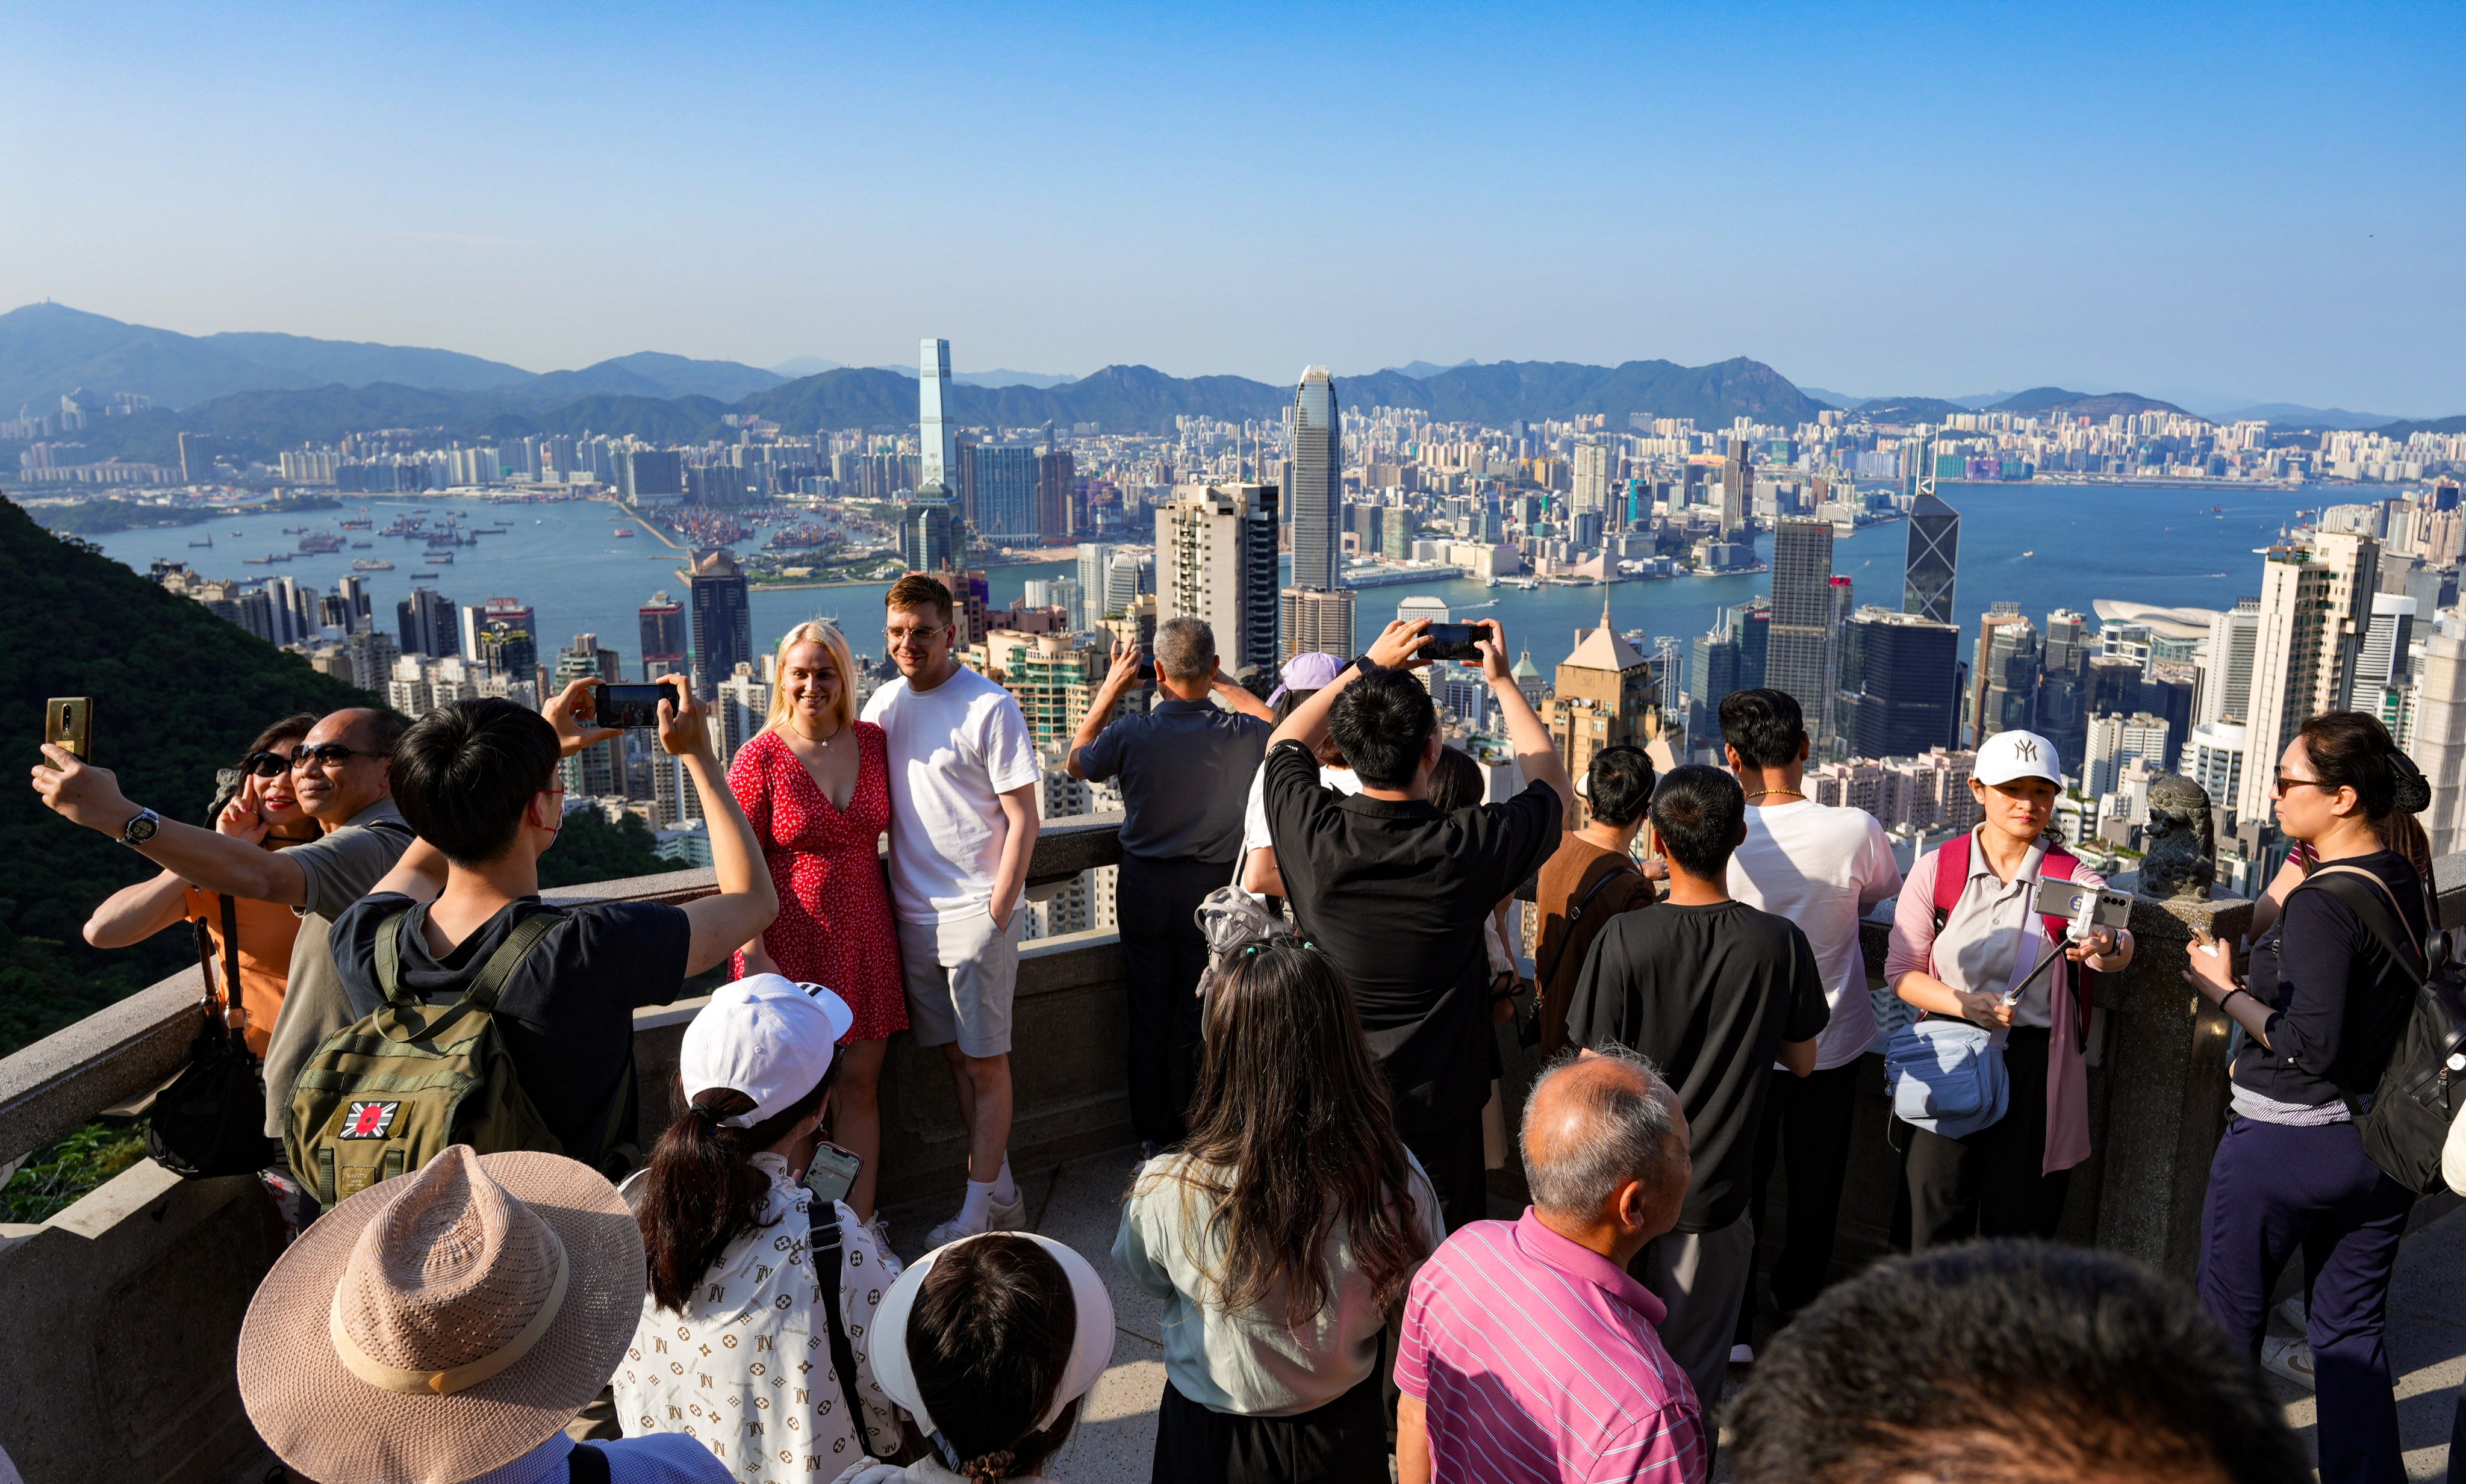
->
[237, 1146, 645, 1484]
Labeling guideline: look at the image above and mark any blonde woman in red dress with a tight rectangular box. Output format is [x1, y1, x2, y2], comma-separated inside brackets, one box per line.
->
[731, 619, 906, 1229]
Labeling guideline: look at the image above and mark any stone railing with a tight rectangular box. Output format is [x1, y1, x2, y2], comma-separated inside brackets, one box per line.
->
[0, 813, 1127, 1484]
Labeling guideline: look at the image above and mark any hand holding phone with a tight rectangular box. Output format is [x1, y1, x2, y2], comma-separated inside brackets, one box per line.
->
[594, 683, 670, 728]
[802, 1141, 864, 1206]
[1421, 624, 1484, 663]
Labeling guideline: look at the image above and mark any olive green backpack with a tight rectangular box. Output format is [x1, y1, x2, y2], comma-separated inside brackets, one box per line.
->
[287, 906, 633, 1207]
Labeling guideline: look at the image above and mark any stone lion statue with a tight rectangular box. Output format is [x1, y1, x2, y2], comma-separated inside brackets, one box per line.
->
[2138, 772, 2216, 902]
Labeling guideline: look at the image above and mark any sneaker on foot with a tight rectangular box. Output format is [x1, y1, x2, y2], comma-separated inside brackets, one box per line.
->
[861, 1214, 894, 1253]
[987, 1190, 1029, 1231]
[1729, 1343, 1756, 1366]
[2260, 1335, 2315, 1389]
[2275, 1294, 2308, 1332]
[924, 1212, 984, 1249]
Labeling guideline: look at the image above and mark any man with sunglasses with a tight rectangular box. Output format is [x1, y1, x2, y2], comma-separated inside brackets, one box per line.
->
[34, 707, 414, 1156]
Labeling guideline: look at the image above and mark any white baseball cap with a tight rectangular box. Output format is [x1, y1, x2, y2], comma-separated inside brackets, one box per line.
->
[1975, 728, 2064, 787]
[679, 972, 856, 1128]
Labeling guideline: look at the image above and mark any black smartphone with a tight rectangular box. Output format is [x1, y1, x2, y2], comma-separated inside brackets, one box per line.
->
[1422, 622, 1486, 663]
[45, 697, 94, 760]
[596, 683, 668, 728]
[1136, 645, 1154, 681]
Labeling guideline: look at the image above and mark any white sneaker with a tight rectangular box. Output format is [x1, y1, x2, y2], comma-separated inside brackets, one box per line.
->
[2275, 1294, 2308, 1332]
[924, 1191, 1030, 1249]
[924, 1212, 980, 1249]
[2260, 1335, 2316, 1389]
[862, 1215, 894, 1253]
[1728, 1343, 1755, 1366]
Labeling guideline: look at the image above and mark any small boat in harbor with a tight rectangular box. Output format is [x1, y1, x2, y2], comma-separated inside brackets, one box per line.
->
[614, 527, 635, 538]
[411, 570, 439, 579]
[351, 559, 394, 571]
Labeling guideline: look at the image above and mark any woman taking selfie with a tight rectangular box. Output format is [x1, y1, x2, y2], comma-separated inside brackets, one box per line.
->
[613, 974, 901, 1476]
[2187, 713, 2430, 1484]
[730, 619, 905, 1226]
[1884, 728, 2135, 1246]
[83, 713, 323, 1055]
[1115, 937, 1441, 1483]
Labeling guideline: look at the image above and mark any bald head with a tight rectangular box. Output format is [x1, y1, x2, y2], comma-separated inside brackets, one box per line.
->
[1522, 1048, 1687, 1223]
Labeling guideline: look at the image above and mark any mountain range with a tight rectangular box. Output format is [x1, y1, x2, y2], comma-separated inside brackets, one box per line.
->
[2, 302, 2452, 456]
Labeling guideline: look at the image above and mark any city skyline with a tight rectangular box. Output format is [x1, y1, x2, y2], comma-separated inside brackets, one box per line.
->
[4, 6, 2460, 413]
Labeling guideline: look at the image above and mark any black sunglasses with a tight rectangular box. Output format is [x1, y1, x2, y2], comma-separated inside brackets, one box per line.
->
[290, 742, 389, 768]
[239, 750, 291, 778]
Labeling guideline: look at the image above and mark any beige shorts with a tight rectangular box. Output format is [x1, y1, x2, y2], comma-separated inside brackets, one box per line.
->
[897, 908, 1021, 1057]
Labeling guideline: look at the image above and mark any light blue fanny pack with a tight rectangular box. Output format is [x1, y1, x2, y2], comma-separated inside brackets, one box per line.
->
[1884, 1017, 2010, 1139]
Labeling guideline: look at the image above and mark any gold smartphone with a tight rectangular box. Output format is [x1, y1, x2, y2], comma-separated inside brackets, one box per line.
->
[45, 697, 94, 760]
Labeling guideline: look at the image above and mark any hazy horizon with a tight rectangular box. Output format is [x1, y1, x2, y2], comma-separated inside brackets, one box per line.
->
[7, 4, 2461, 415]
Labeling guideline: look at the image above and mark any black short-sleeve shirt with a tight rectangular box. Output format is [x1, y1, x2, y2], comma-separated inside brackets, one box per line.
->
[331, 893, 694, 1166]
[1074, 698, 1271, 863]
[1262, 738, 1563, 1132]
[1566, 899, 1830, 1232]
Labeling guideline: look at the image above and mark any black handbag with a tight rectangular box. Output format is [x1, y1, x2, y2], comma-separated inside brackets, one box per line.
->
[146, 895, 274, 1179]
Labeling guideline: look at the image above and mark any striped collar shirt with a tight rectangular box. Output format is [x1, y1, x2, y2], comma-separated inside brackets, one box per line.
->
[1394, 1209, 1706, 1484]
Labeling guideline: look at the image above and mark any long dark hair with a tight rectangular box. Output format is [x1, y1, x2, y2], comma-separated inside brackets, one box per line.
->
[1427, 745, 1483, 812]
[638, 1065, 838, 1312]
[2295, 711, 2434, 875]
[1162, 937, 1431, 1323]
[905, 1234, 1081, 1482]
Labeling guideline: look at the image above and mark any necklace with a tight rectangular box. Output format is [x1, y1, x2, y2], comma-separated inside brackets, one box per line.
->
[790, 718, 841, 750]
[1744, 789, 1806, 803]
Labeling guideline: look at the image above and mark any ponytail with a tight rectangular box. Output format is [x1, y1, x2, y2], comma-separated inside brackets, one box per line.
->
[639, 1070, 836, 1311]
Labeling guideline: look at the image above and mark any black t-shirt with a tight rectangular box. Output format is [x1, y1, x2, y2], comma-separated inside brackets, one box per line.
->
[1566, 899, 1829, 1232]
[2235, 849, 2427, 1108]
[1262, 739, 1563, 1132]
[332, 893, 694, 1166]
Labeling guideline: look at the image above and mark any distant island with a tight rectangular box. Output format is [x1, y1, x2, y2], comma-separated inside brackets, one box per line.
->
[23, 492, 339, 536]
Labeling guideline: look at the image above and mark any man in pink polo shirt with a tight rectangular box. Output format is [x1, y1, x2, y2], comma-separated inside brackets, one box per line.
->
[1396, 1049, 1707, 1484]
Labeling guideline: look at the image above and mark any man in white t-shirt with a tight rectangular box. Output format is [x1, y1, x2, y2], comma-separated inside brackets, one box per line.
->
[1720, 688, 1901, 1362]
[861, 574, 1042, 1246]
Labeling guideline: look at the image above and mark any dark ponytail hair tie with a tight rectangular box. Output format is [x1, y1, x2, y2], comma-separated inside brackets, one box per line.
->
[2388, 749, 2432, 815]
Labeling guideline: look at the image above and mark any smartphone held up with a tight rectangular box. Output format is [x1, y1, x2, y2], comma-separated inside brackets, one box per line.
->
[45, 697, 95, 760]
[594, 683, 670, 729]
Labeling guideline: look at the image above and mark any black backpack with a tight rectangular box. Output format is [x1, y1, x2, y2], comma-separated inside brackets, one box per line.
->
[2300, 865, 2466, 1193]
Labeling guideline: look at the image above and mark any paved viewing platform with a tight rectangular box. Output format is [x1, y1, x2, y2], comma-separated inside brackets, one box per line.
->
[1, 813, 2459, 1481]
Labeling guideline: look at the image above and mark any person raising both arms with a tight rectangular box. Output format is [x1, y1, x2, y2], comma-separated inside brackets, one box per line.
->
[730, 618, 905, 1230]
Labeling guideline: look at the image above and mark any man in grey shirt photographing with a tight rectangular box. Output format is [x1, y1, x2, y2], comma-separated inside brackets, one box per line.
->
[1068, 616, 1275, 1153]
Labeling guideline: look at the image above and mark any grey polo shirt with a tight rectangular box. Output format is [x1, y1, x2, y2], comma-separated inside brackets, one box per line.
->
[1074, 698, 1271, 864]
[259, 796, 414, 1137]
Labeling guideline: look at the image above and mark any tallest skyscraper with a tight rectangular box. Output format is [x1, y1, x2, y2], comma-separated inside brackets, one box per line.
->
[918, 338, 957, 494]
[1286, 367, 1342, 592]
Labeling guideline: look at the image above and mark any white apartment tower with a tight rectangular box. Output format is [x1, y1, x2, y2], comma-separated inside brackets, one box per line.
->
[1156, 482, 1281, 679]
[2198, 597, 2261, 726]
[2236, 532, 2378, 827]
[1572, 443, 1614, 518]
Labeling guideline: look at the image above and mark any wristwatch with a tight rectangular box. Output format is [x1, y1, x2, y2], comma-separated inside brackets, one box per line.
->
[119, 807, 160, 846]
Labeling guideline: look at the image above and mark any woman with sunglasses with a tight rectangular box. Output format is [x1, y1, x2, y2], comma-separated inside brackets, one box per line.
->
[1115, 936, 1440, 1483]
[2187, 712, 2432, 1484]
[82, 713, 325, 1055]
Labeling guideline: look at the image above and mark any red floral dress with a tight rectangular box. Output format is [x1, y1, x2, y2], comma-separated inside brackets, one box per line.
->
[727, 724, 908, 1041]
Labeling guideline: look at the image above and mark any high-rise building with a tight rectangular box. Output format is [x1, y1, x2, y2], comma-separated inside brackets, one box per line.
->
[714, 661, 771, 765]
[973, 443, 1041, 540]
[2238, 532, 2379, 827]
[900, 498, 962, 573]
[918, 338, 957, 495]
[1902, 492, 1960, 624]
[467, 597, 539, 682]
[2412, 630, 2466, 857]
[1972, 605, 2040, 744]
[1074, 542, 1115, 630]
[686, 548, 753, 700]
[1157, 482, 1281, 680]
[1287, 368, 1344, 593]
[396, 587, 458, 659]
[1572, 443, 1614, 518]
[2198, 597, 2262, 726]
[554, 635, 626, 795]
[178, 430, 217, 485]
[1037, 440, 1077, 544]
[1280, 587, 1355, 660]
[2085, 710, 2173, 796]
[2182, 722, 2249, 817]
[2036, 609, 2093, 771]
[1543, 600, 1660, 825]
[1766, 519, 1835, 744]
[638, 590, 688, 681]
[983, 631, 1102, 750]
[620, 449, 684, 504]
[1719, 438, 1750, 539]
[1836, 608, 1963, 759]
[2352, 592, 2419, 702]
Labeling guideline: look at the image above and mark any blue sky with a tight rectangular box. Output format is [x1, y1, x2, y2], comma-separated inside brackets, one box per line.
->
[6, 2, 2462, 413]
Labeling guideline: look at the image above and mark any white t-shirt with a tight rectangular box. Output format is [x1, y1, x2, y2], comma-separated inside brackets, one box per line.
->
[1727, 798, 1904, 1070]
[862, 666, 1041, 925]
[1239, 758, 1362, 859]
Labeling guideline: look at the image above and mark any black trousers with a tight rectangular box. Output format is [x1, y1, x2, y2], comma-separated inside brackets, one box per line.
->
[1154, 1369, 1389, 1484]
[1401, 1113, 1489, 1234]
[1117, 854, 1225, 1146]
[1735, 1059, 1863, 1343]
[1904, 1025, 2069, 1247]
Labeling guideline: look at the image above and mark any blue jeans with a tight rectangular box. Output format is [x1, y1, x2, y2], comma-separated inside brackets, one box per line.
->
[2197, 1115, 2415, 1484]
